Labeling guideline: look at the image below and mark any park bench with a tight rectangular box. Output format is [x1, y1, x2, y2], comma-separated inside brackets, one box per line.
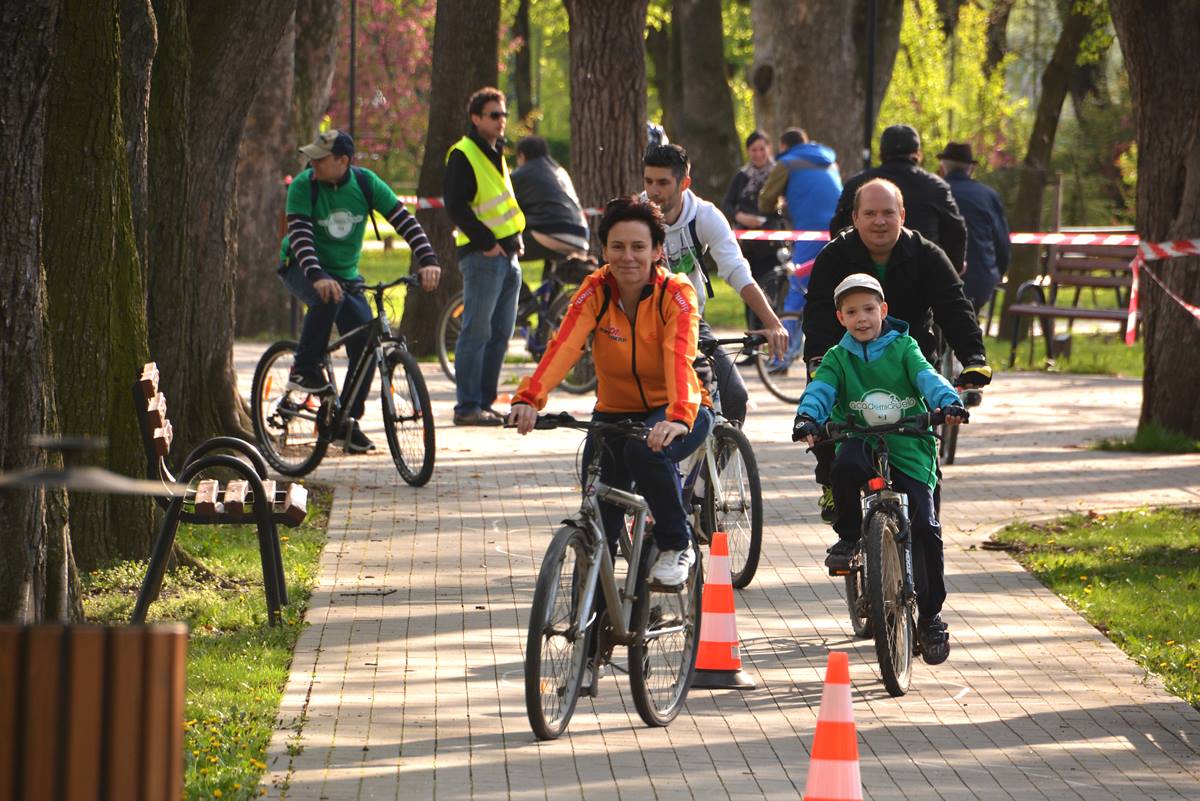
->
[0, 623, 187, 801]
[1005, 243, 1139, 366]
[130, 362, 307, 626]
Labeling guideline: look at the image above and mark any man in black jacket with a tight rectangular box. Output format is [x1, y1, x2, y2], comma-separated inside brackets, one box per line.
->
[802, 178, 991, 551]
[830, 124, 967, 275]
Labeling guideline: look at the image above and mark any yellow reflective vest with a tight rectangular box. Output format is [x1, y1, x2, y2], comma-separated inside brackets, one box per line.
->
[446, 136, 526, 247]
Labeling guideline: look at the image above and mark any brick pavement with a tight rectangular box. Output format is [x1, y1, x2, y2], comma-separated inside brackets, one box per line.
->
[237, 347, 1200, 801]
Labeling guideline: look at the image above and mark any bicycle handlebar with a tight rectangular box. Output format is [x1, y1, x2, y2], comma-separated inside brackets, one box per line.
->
[815, 411, 947, 447]
[344, 274, 422, 295]
[698, 333, 768, 357]
[510, 411, 650, 439]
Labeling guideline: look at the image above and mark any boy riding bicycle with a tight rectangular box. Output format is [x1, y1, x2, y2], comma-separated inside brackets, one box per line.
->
[792, 273, 967, 664]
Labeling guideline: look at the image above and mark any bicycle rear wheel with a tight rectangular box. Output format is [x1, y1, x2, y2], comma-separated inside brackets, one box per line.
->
[251, 340, 328, 476]
[864, 510, 914, 696]
[845, 562, 872, 639]
[702, 426, 763, 589]
[525, 525, 592, 740]
[381, 344, 436, 486]
[436, 290, 464, 383]
[547, 292, 597, 394]
[628, 545, 704, 727]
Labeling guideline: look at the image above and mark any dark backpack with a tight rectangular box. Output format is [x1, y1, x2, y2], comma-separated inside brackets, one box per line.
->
[685, 216, 715, 299]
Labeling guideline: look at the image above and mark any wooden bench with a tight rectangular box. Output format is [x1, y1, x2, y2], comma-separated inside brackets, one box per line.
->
[131, 362, 308, 626]
[1006, 244, 1139, 366]
[0, 623, 187, 801]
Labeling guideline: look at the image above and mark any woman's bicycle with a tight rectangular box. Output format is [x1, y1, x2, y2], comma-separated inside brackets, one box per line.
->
[523, 414, 704, 740]
[436, 256, 598, 394]
[813, 411, 946, 697]
[251, 275, 436, 486]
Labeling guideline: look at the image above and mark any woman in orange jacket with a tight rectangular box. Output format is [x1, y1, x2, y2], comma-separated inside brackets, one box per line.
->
[508, 196, 714, 586]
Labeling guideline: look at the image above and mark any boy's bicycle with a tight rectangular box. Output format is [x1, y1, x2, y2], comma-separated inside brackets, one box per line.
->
[251, 275, 436, 486]
[814, 410, 947, 697]
[523, 414, 704, 740]
[436, 256, 597, 394]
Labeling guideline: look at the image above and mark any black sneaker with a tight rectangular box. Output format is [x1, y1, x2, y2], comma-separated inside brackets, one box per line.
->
[337, 419, 376, 454]
[824, 538, 858, 572]
[919, 615, 950, 665]
[286, 369, 333, 395]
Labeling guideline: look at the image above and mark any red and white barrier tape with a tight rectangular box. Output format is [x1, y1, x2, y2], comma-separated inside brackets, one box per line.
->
[1140, 238, 1200, 260]
[1125, 237, 1200, 344]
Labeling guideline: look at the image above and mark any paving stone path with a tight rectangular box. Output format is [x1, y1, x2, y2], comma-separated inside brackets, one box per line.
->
[235, 347, 1200, 801]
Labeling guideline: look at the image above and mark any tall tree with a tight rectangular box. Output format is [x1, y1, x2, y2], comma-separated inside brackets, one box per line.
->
[513, 0, 535, 126]
[999, 1, 1104, 323]
[119, 0, 157, 275]
[645, 14, 682, 136]
[750, 0, 903, 176]
[290, 0, 345, 150]
[42, 0, 156, 569]
[985, 0, 1017, 75]
[565, 0, 651, 209]
[677, 0, 741, 200]
[1109, 0, 1200, 438]
[0, 0, 75, 623]
[400, 0, 500, 355]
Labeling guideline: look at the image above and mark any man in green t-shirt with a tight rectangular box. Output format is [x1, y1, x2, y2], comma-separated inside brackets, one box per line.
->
[280, 129, 440, 452]
[792, 273, 968, 664]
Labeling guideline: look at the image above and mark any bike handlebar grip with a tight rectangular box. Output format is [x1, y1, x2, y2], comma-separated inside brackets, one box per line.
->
[744, 333, 768, 348]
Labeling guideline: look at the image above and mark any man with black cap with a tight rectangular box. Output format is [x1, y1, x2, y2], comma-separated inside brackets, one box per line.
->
[829, 124, 967, 275]
[938, 142, 1011, 311]
[279, 129, 442, 452]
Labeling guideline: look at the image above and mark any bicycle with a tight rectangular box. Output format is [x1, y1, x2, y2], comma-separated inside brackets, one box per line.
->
[251, 275, 436, 487]
[813, 410, 947, 697]
[522, 414, 704, 740]
[436, 256, 597, 394]
[932, 327, 984, 466]
[683, 334, 765, 589]
[752, 252, 808, 404]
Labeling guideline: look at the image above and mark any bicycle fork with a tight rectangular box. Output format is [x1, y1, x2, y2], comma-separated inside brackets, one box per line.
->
[863, 492, 917, 604]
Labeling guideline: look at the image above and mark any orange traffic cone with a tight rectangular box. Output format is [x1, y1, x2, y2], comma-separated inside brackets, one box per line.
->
[802, 651, 862, 801]
[691, 531, 756, 689]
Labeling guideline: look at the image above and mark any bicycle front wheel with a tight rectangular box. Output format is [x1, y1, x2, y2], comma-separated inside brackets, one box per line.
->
[702, 426, 763, 589]
[381, 344, 436, 486]
[845, 563, 872, 639]
[753, 327, 806, 404]
[525, 525, 593, 740]
[436, 290, 464, 383]
[939, 421, 960, 465]
[547, 292, 597, 394]
[865, 510, 914, 696]
[628, 546, 704, 727]
[251, 340, 328, 476]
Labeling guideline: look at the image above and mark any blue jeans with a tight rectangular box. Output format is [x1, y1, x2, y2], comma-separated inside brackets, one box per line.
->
[281, 266, 373, 419]
[584, 406, 715, 553]
[455, 250, 522, 415]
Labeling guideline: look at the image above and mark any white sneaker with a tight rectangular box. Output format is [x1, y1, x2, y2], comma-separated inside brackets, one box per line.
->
[649, 546, 695, 587]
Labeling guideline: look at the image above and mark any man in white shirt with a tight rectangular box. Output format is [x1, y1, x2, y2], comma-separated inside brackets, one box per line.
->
[643, 144, 788, 424]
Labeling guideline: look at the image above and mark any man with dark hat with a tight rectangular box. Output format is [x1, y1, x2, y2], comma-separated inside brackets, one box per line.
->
[937, 141, 1011, 311]
[829, 124, 967, 274]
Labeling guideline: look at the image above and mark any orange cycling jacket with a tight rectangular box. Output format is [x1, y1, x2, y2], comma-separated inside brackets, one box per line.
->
[513, 265, 709, 429]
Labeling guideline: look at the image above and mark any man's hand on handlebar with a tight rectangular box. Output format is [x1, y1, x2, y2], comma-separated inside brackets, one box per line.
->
[957, 362, 992, 388]
[313, 278, 344, 304]
[417, 265, 442, 292]
[507, 402, 537, 435]
[647, 420, 688, 453]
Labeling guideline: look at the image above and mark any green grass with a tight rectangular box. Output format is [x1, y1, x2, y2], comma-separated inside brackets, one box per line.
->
[983, 332, 1143, 376]
[1093, 422, 1200, 454]
[994, 507, 1200, 709]
[82, 485, 333, 801]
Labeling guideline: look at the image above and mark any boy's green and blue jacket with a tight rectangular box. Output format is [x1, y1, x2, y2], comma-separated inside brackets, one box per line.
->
[797, 317, 962, 489]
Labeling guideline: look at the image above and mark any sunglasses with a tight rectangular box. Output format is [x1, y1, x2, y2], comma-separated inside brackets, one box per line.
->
[486, 110, 508, 120]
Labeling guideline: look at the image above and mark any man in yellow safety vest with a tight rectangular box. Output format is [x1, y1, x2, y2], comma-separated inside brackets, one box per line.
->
[444, 86, 527, 426]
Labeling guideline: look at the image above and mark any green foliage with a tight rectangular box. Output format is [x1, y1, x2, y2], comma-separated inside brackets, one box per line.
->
[82, 486, 334, 801]
[723, 0, 756, 151]
[994, 508, 1200, 709]
[878, 0, 1026, 170]
[1093, 423, 1200, 454]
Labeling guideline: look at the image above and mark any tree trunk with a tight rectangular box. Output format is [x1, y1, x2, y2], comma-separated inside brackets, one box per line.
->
[400, 0, 500, 356]
[565, 0, 650, 210]
[676, 0, 741, 201]
[1110, 0, 1200, 438]
[645, 17, 682, 137]
[999, 4, 1096, 325]
[290, 0, 343, 155]
[234, 13, 296, 339]
[984, 0, 1016, 75]
[750, 0, 904, 179]
[0, 0, 73, 623]
[119, 0, 157, 276]
[513, 0, 534, 126]
[43, 0, 156, 570]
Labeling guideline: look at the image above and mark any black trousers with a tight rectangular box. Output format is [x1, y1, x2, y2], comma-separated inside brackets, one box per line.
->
[830, 438, 946, 621]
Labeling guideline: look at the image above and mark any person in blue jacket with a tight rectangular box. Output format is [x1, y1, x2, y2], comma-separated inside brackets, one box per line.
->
[792, 273, 968, 665]
[758, 128, 843, 367]
[936, 141, 1011, 311]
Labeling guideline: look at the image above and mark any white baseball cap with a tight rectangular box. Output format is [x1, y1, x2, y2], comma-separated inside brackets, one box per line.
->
[834, 273, 885, 305]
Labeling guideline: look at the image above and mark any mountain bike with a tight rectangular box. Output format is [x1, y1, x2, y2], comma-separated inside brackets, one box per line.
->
[522, 414, 704, 740]
[752, 252, 807, 404]
[814, 411, 946, 696]
[251, 275, 436, 486]
[684, 334, 765, 589]
[436, 256, 597, 393]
